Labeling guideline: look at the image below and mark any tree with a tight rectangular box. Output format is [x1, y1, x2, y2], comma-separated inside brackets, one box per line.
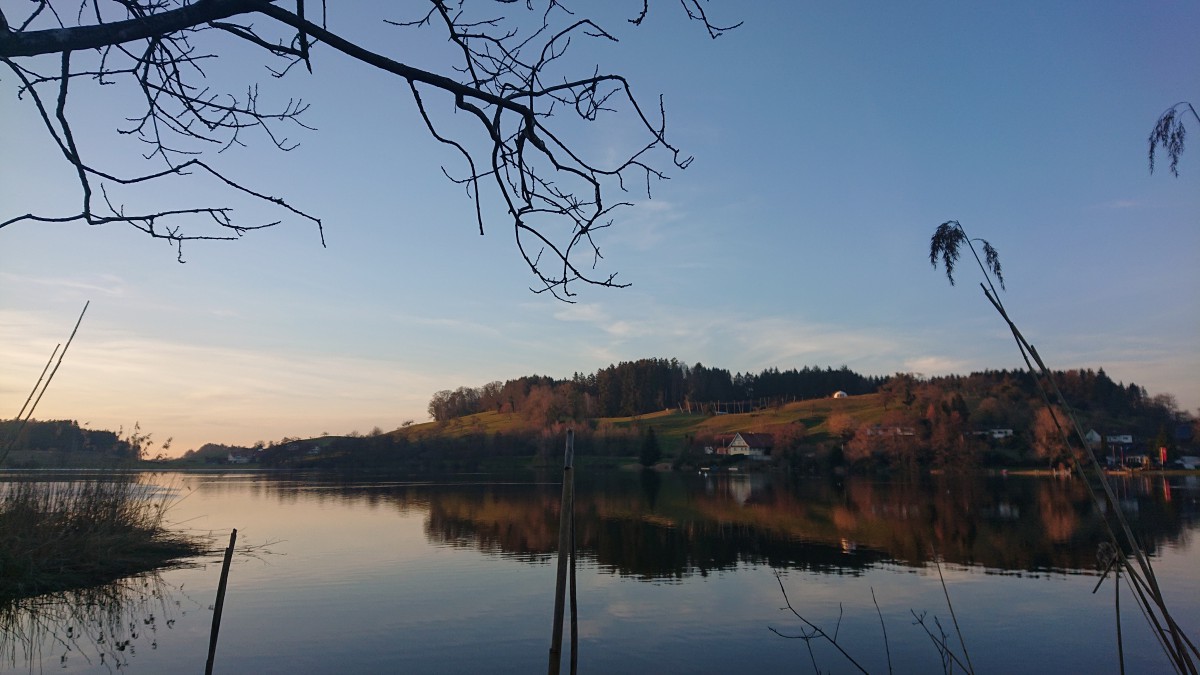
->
[0, 1, 736, 298]
[639, 425, 661, 467]
[825, 412, 857, 442]
[1032, 406, 1070, 467]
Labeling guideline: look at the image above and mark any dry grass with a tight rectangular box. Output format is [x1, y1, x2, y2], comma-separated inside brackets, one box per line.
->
[0, 476, 205, 600]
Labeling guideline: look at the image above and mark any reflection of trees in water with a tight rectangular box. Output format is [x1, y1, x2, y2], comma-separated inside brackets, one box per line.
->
[189, 472, 1197, 581]
[1, 574, 193, 672]
[424, 483, 561, 562]
[191, 473, 439, 514]
[419, 473, 1196, 580]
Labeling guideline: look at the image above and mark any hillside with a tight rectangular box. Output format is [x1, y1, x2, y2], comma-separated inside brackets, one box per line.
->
[226, 371, 1196, 472]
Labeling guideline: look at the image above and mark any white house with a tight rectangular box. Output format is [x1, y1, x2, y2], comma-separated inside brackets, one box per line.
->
[727, 432, 775, 460]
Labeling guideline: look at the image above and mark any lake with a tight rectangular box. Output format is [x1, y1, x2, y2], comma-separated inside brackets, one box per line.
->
[2, 469, 1197, 674]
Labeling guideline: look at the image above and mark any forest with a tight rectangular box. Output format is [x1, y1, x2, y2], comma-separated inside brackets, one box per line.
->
[0, 419, 144, 463]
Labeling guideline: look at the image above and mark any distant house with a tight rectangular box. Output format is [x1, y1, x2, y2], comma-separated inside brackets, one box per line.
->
[832, 391, 849, 399]
[867, 426, 917, 437]
[227, 452, 251, 464]
[970, 429, 1013, 440]
[727, 432, 775, 460]
[1106, 434, 1135, 454]
[1084, 429, 1103, 449]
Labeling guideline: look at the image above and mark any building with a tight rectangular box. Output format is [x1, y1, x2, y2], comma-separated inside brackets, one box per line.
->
[727, 432, 775, 460]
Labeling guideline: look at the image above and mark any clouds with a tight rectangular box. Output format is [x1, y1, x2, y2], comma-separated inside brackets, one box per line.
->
[547, 299, 919, 376]
[0, 271, 127, 301]
[1, 308, 441, 453]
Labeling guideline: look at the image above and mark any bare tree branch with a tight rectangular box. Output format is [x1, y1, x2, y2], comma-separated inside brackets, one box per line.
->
[1, 0, 735, 298]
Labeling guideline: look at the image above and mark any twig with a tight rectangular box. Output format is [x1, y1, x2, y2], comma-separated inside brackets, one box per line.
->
[872, 587, 894, 675]
[932, 549, 974, 674]
[770, 570, 870, 674]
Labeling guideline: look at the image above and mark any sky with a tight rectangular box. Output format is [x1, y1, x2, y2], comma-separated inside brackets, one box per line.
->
[2, 2, 1197, 456]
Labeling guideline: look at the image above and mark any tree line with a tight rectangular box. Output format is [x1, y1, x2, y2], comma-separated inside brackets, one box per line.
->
[0, 419, 143, 461]
[427, 359, 885, 424]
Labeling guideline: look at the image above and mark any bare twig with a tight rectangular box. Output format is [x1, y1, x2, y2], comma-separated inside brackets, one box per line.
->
[770, 570, 870, 674]
[931, 550, 974, 674]
[871, 586, 894, 675]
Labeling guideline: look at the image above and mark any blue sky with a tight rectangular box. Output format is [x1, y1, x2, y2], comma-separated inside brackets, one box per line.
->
[2, 2, 1197, 455]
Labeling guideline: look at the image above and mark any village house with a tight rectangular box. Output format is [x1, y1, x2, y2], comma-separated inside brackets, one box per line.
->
[971, 428, 1014, 440]
[727, 432, 775, 460]
[866, 426, 917, 437]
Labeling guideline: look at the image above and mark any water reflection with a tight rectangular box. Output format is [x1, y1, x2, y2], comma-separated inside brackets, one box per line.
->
[0, 573, 193, 671]
[189, 472, 1198, 581]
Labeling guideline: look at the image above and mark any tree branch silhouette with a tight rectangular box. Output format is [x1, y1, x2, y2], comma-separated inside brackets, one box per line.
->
[0, 1, 732, 298]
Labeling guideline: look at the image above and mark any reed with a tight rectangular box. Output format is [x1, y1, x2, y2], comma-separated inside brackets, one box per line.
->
[0, 476, 205, 600]
[930, 221, 1199, 673]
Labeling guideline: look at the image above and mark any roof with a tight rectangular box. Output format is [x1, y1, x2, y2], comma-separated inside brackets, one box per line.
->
[734, 432, 774, 448]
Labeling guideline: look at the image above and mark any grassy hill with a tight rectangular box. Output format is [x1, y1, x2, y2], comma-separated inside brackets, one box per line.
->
[394, 392, 889, 458]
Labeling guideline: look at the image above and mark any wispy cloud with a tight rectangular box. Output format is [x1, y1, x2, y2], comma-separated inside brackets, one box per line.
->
[903, 355, 972, 376]
[604, 198, 685, 252]
[0, 309, 443, 453]
[543, 300, 918, 376]
[0, 271, 128, 299]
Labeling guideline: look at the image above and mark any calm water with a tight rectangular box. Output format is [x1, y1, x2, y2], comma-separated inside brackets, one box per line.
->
[3, 470, 1198, 674]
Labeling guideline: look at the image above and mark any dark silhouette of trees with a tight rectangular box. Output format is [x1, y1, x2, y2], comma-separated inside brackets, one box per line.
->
[425, 358, 885, 422]
[0, 1, 736, 297]
[0, 418, 134, 458]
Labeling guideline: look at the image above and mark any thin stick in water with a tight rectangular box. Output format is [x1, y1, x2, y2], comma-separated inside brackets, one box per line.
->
[206, 528, 238, 675]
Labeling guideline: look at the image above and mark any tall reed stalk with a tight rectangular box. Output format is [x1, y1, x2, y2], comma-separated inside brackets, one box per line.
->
[931, 221, 1198, 674]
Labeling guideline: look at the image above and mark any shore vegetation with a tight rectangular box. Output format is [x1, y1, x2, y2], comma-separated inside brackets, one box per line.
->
[0, 476, 205, 600]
